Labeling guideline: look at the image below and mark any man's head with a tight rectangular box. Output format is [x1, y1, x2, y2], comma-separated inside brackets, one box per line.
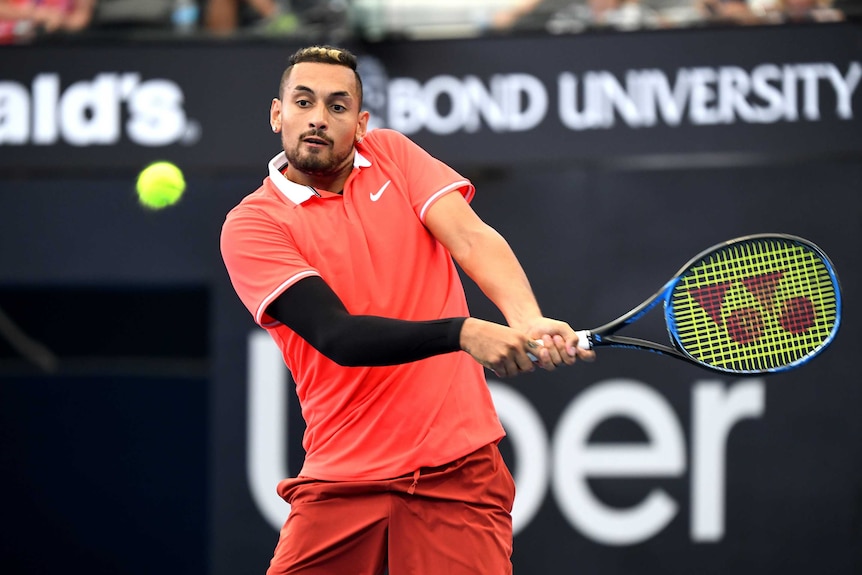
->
[271, 45, 369, 187]
[279, 46, 364, 108]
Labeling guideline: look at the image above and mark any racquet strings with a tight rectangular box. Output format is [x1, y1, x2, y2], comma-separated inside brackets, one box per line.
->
[669, 237, 839, 373]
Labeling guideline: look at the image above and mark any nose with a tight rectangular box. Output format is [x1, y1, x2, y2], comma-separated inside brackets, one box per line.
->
[308, 107, 328, 131]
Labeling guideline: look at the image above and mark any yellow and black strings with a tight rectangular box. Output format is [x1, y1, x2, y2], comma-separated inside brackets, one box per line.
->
[670, 238, 838, 372]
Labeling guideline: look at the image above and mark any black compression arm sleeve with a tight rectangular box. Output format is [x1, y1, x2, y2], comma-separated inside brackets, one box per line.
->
[265, 276, 466, 367]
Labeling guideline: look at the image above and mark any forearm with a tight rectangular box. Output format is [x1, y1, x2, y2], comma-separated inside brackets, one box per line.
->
[424, 190, 593, 368]
[266, 276, 466, 366]
[453, 223, 586, 364]
[310, 315, 465, 367]
[454, 225, 543, 330]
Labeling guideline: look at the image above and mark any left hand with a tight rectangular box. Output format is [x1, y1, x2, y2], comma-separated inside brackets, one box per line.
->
[524, 318, 596, 370]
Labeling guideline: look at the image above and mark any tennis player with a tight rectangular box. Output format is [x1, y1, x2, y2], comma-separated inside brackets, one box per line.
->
[220, 45, 594, 575]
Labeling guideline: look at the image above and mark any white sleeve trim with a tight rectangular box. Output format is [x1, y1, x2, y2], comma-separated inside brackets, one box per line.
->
[419, 180, 473, 222]
[255, 270, 321, 327]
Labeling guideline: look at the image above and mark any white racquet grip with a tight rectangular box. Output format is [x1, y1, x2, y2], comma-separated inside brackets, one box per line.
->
[527, 331, 592, 361]
[526, 339, 542, 362]
[575, 330, 593, 350]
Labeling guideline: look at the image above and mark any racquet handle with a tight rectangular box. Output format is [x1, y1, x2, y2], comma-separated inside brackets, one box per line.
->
[526, 331, 593, 361]
[575, 330, 593, 350]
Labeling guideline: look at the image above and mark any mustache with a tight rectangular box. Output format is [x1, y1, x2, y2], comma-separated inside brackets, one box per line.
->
[300, 130, 333, 144]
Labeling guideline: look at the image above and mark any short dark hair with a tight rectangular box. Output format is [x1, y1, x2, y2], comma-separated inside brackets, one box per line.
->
[278, 45, 363, 108]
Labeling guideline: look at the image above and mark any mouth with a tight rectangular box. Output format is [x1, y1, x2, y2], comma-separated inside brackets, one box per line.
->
[301, 134, 331, 148]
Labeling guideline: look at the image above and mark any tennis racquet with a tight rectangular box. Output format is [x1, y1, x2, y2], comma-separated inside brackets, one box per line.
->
[544, 234, 842, 375]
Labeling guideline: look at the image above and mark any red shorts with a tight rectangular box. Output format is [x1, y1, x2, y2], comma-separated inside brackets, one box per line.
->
[266, 443, 515, 575]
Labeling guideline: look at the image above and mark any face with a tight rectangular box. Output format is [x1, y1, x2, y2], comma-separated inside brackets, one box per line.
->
[271, 62, 369, 185]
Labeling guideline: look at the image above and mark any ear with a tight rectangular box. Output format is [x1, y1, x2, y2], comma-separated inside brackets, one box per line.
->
[355, 110, 370, 142]
[270, 98, 282, 133]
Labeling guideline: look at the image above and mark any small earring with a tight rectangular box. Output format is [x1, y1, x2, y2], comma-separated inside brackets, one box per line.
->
[355, 136, 363, 143]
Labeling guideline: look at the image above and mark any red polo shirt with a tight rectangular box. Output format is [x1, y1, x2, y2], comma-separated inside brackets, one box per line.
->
[221, 129, 505, 481]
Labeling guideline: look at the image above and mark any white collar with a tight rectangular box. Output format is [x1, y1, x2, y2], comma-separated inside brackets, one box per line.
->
[267, 150, 372, 204]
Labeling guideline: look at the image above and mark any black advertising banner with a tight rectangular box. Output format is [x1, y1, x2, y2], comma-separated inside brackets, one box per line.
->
[1, 24, 860, 173]
[0, 43, 291, 173]
[1, 24, 860, 575]
[363, 25, 862, 168]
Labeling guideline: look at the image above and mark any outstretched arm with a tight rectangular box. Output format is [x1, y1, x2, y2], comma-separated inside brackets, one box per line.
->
[265, 276, 538, 376]
[424, 191, 595, 368]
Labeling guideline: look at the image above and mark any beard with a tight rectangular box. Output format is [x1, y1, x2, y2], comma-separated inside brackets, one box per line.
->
[285, 132, 352, 176]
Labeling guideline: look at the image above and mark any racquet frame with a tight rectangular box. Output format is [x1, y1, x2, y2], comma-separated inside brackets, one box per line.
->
[574, 233, 842, 375]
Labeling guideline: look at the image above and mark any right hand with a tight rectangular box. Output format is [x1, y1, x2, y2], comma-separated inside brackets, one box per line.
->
[459, 317, 537, 378]
[523, 318, 596, 368]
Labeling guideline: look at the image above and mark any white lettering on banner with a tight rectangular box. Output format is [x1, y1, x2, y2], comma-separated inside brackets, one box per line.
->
[542, 379, 764, 545]
[691, 381, 765, 542]
[487, 383, 550, 533]
[0, 72, 201, 146]
[560, 62, 862, 129]
[247, 332, 291, 530]
[551, 380, 686, 545]
[565, 62, 862, 128]
[387, 62, 859, 134]
[246, 333, 766, 543]
[388, 74, 547, 134]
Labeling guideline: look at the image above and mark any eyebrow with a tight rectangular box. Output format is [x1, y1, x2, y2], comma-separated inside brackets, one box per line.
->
[291, 84, 354, 101]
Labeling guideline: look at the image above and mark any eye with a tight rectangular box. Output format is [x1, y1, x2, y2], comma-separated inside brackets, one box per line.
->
[296, 99, 312, 108]
[331, 104, 347, 113]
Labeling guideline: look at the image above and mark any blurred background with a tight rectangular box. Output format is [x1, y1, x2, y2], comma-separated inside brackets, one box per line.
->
[1, 1, 860, 574]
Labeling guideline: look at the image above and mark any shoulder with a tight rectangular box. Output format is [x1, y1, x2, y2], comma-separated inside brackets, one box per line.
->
[365, 128, 409, 144]
[361, 129, 437, 166]
[362, 128, 422, 153]
[222, 180, 286, 235]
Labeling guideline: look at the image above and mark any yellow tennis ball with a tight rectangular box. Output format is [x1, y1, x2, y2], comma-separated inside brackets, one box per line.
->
[136, 161, 186, 209]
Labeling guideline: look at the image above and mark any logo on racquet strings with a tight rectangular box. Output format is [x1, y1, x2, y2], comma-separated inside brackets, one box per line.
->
[669, 240, 837, 370]
[686, 271, 816, 346]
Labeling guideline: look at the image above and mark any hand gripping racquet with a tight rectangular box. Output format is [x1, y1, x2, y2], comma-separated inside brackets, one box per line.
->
[547, 234, 842, 375]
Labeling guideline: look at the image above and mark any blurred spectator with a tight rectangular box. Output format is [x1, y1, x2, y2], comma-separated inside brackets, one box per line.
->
[90, 0, 173, 33]
[557, 0, 662, 31]
[492, 0, 547, 30]
[651, 0, 705, 26]
[0, 0, 95, 44]
[494, 0, 663, 33]
[699, 0, 764, 24]
[490, 0, 851, 31]
[204, 0, 298, 35]
[765, 0, 845, 21]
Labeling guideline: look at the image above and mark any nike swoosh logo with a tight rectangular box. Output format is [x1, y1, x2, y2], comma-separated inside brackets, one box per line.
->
[370, 180, 391, 202]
